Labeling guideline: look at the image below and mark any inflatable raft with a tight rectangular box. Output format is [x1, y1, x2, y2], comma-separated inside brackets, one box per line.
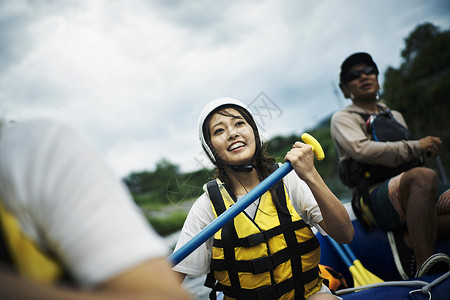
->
[317, 202, 450, 299]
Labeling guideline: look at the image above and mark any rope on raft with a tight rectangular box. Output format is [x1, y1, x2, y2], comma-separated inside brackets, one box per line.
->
[335, 270, 450, 299]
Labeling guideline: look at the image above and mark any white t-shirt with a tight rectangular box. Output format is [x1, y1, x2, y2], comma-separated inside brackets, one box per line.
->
[172, 169, 324, 276]
[0, 119, 168, 288]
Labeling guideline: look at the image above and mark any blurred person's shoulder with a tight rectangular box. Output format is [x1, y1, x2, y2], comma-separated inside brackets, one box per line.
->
[2, 118, 76, 137]
[0, 118, 88, 152]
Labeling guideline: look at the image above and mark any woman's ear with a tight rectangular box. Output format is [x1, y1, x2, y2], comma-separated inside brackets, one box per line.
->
[339, 83, 352, 99]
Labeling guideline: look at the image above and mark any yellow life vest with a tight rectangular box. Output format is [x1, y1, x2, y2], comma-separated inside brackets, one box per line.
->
[0, 197, 65, 284]
[206, 179, 322, 300]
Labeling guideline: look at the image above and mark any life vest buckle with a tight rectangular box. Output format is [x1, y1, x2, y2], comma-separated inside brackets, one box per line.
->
[250, 255, 274, 274]
[244, 232, 266, 247]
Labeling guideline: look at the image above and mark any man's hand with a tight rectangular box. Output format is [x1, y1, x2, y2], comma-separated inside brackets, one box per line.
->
[418, 136, 442, 157]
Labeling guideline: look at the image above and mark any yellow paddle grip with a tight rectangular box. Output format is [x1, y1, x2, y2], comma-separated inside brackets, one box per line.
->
[301, 133, 325, 161]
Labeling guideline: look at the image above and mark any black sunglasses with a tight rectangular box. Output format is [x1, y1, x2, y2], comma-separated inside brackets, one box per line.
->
[344, 66, 376, 83]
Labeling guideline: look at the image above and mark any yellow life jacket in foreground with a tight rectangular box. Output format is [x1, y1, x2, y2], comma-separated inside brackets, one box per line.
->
[205, 178, 322, 300]
[0, 197, 65, 284]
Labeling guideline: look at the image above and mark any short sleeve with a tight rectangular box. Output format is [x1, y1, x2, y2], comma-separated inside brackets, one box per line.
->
[172, 193, 216, 276]
[283, 170, 324, 233]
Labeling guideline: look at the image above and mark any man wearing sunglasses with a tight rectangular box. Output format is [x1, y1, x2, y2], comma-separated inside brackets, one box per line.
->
[330, 52, 450, 279]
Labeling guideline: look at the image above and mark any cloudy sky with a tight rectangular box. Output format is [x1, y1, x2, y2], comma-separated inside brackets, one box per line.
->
[1, 0, 449, 178]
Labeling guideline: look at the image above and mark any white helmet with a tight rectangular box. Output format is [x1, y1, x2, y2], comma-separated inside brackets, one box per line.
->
[198, 97, 262, 165]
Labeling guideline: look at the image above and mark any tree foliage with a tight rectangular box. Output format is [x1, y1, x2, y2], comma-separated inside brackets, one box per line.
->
[383, 23, 450, 176]
[123, 159, 213, 205]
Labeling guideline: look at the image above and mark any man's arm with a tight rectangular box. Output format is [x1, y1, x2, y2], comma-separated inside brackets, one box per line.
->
[101, 257, 191, 299]
[331, 110, 421, 166]
[0, 258, 191, 299]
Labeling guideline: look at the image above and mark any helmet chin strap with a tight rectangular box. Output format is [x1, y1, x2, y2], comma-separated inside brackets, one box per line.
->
[217, 152, 257, 173]
[229, 164, 254, 172]
[215, 143, 261, 173]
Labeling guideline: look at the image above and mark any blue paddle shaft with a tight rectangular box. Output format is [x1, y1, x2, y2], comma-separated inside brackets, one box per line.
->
[327, 235, 353, 268]
[342, 243, 358, 262]
[169, 162, 293, 266]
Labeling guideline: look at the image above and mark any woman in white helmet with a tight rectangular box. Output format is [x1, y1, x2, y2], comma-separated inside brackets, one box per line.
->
[173, 97, 354, 300]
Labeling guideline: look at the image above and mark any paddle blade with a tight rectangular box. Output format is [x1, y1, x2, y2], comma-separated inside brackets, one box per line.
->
[327, 236, 384, 288]
[353, 259, 384, 285]
[348, 265, 365, 287]
[341, 244, 384, 286]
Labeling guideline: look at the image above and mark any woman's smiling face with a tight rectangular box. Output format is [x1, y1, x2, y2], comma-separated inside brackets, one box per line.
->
[208, 108, 256, 166]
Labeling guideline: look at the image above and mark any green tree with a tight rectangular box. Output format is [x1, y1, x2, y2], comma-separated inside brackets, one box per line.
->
[123, 159, 214, 205]
[123, 170, 153, 194]
[123, 159, 180, 204]
[383, 22, 450, 177]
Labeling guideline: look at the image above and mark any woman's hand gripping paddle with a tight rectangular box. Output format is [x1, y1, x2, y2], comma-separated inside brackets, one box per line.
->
[168, 133, 324, 266]
[327, 236, 383, 287]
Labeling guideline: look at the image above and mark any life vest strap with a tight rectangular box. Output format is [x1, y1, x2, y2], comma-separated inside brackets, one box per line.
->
[219, 266, 318, 300]
[206, 180, 228, 216]
[211, 237, 320, 274]
[212, 219, 307, 248]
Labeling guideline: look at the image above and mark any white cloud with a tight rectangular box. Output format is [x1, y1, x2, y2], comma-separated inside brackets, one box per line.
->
[0, 0, 449, 177]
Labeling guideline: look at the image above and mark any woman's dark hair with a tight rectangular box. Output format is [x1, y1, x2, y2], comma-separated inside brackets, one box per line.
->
[203, 105, 288, 215]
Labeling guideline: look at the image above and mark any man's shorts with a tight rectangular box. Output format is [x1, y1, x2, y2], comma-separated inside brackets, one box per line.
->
[369, 172, 450, 231]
